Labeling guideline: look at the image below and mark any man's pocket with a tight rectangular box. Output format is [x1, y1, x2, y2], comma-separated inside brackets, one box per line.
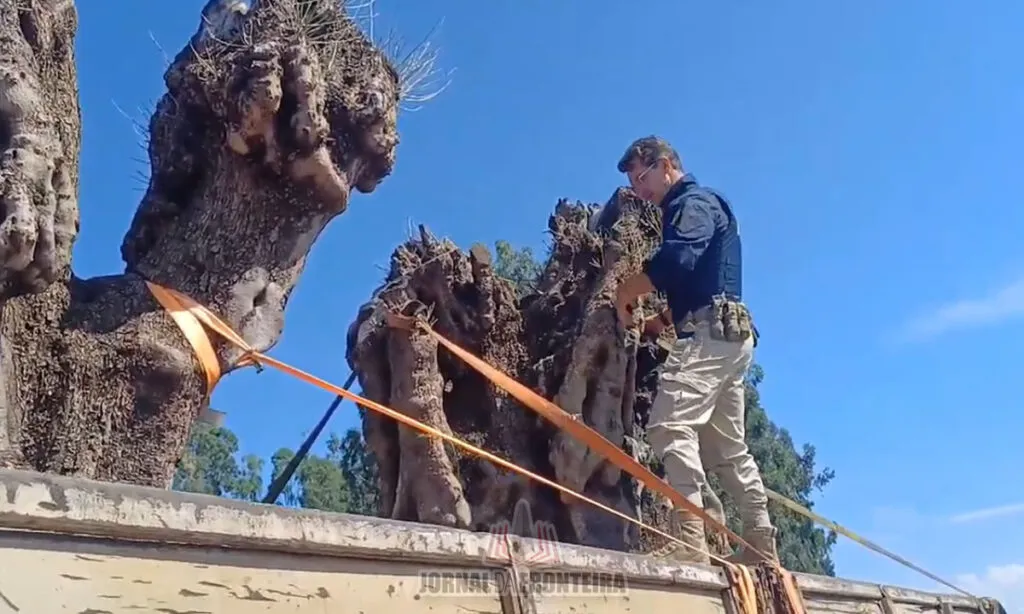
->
[650, 341, 719, 427]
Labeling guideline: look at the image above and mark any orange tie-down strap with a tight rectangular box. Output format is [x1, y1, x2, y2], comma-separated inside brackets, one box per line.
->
[145, 282, 259, 396]
[147, 283, 221, 399]
[385, 315, 771, 559]
[144, 282, 801, 614]
[390, 314, 808, 614]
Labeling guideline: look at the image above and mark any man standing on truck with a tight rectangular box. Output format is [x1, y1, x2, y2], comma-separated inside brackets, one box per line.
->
[613, 136, 778, 565]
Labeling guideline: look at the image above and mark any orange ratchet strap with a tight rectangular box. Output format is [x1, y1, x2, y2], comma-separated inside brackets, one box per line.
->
[145, 282, 259, 395]
[387, 314, 772, 564]
[726, 564, 757, 614]
[146, 282, 221, 399]
[144, 281, 713, 562]
[146, 282, 808, 613]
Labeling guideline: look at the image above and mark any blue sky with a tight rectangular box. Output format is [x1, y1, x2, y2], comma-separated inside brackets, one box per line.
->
[74, 0, 1022, 608]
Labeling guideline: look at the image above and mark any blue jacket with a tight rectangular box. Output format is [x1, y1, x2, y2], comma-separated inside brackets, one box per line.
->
[642, 174, 742, 322]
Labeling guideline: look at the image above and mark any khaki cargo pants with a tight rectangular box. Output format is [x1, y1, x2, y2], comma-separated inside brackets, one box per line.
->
[647, 315, 771, 530]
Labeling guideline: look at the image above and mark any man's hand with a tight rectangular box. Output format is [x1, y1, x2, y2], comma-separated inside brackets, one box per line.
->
[642, 313, 668, 339]
[615, 273, 656, 327]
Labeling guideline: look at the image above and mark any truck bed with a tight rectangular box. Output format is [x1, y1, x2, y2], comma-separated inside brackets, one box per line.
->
[0, 468, 999, 613]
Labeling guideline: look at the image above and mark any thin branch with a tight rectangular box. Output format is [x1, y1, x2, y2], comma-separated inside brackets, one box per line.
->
[379, 18, 455, 112]
[147, 30, 173, 67]
[111, 101, 150, 145]
[343, 0, 377, 33]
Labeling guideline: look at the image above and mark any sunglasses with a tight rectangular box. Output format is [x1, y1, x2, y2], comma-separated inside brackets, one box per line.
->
[629, 162, 658, 188]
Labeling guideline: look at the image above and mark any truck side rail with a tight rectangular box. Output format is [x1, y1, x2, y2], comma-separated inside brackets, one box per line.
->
[0, 468, 996, 614]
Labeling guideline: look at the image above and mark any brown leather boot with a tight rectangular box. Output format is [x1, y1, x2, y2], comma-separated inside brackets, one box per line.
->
[654, 511, 711, 565]
[728, 526, 780, 565]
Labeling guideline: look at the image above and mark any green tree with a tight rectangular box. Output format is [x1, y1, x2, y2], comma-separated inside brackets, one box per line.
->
[296, 454, 353, 511]
[264, 427, 378, 514]
[175, 419, 379, 515]
[233, 454, 265, 502]
[329, 426, 380, 515]
[172, 421, 264, 500]
[266, 445, 348, 512]
[268, 448, 302, 507]
[493, 240, 544, 298]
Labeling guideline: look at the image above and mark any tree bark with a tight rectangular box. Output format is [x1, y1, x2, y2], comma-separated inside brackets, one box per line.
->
[347, 190, 710, 550]
[0, 0, 400, 487]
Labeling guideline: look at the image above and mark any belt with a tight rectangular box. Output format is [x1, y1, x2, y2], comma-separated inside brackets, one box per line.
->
[672, 295, 745, 333]
[673, 304, 715, 331]
[671, 299, 759, 346]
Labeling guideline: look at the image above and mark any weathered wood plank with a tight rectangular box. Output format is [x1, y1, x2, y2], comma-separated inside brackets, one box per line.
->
[0, 468, 1002, 614]
[0, 467, 726, 588]
[0, 531, 506, 614]
[530, 581, 728, 614]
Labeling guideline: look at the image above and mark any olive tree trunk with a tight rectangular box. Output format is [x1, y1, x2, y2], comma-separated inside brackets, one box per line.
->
[0, 0, 400, 487]
[347, 189, 718, 553]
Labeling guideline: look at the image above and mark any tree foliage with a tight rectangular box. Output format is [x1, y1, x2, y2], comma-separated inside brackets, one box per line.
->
[332, 420, 381, 515]
[172, 421, 264, 500]
[493, 240, 544, 298]
[174, 422, 379, 514]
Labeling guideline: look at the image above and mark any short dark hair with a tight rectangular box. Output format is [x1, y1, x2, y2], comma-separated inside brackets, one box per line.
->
[616, 136, 682, 173]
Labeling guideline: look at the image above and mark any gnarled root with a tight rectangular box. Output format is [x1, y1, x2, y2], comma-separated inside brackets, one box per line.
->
[387, 323, 470, 527]
[348, 190, 723, 552]
[524, 192, 661, 550]
[348, 226, 548, 531]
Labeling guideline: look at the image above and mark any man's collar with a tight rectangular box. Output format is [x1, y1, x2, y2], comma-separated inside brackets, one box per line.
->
[658, 173, 699, 208]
